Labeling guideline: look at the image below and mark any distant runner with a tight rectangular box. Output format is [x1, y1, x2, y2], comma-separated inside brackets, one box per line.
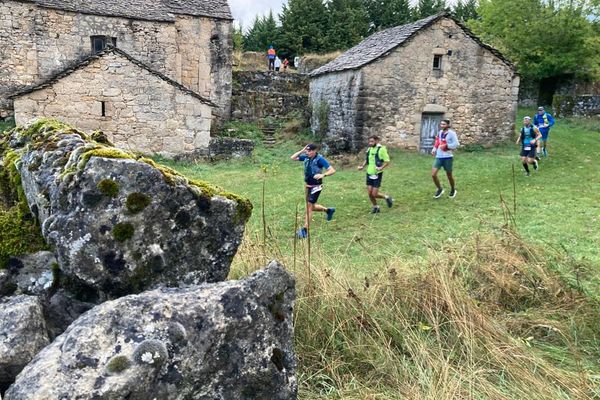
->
[291, 144, 336, 238]
[431, 119, 459, 199]
[357, 135, 393, 213]
[533, 106, 555, 157]
[516, 116, 541, 176]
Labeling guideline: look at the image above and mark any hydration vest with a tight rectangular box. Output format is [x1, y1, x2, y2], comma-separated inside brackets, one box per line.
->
[365, 145, 384, 168]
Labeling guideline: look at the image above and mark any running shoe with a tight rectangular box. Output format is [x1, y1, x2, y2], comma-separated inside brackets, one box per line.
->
[449, 188, 457, 198]
[542, 148, 548, 157]
[297, 227, 307, 239]
[533, 161, 538, 171]
[385, 196, 393, 208]
[525, 172, 531, 177]
[371, 206, 381, 214]
[326, 207, 336, 221]
[434, 188, 444, 199]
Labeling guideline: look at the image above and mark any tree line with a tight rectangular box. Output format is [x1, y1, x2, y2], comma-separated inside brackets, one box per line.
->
[234, 0, 599, 83]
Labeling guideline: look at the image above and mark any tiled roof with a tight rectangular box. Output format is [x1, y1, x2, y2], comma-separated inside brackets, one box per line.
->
[310, 13, 515, 77]
[9, 46, 215, 107]
[17, 0, 232, 22]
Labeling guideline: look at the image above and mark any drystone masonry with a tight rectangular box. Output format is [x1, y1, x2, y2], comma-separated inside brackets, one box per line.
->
[231, 71, 309, 122]
[13, 50, 213, 157]
[0, 0, 232, 127]
[310, 16, 519, 152]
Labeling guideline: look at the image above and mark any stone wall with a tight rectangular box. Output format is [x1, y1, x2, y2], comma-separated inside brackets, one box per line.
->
[0, 1, 232, 126]
[13, 51, 212, 157]
[310, 18, 519, 152]
[174, 137, 255, 162]
[553, 95, 600, 118]
[309, 70, 363, 151]
[231, 71, 308, 121]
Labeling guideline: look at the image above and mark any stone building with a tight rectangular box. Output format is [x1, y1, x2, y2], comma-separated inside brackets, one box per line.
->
[12, 47, 214, 156]
[1, 0, 233, 140]
[309, 13, 520, 153]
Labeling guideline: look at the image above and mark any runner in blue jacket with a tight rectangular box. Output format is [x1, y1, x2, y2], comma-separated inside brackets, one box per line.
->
[533, 106, 555, 157]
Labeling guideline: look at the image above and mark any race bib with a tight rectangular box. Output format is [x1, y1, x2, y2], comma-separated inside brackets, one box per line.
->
[368, 174, 379, 180]
[310, 185, 322, 195]
[524, 146, 531, 151]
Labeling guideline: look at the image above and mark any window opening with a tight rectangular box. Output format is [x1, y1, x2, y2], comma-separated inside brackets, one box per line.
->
[433, 55, 442, 70]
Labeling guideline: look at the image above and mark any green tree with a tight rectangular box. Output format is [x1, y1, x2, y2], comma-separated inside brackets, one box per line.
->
[280, 0, 329, 54]
[471, 0, 599, 80]
[232, 23, 244, 51]
[244, 11, 283, 52]
[327, 0, 370, 49]
[364, 0, 413, 32]
[453, 0, 479, 22]
[415, 0, 448, 19]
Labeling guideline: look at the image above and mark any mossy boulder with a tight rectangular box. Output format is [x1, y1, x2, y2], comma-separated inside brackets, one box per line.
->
[5, 262, 296, 400]
[2, 119, 252, 299]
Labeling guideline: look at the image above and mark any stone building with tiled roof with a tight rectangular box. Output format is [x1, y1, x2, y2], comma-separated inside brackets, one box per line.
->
[1, 0, 233, 153]
[309, 13, 520, 153]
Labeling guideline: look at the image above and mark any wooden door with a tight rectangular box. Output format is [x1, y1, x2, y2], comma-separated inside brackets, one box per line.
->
[420, 113, 443, 153]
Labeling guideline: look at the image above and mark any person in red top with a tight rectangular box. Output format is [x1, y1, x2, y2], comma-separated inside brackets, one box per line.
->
[283, 58, 289, 72]
[267, 45, 276, 71]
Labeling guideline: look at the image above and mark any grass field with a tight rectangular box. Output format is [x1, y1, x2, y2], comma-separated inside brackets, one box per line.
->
[160, 110, 600, 286]
[161, 110, 600, 398]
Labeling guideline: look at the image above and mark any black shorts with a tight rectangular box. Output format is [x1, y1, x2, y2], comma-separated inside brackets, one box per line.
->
[366, 173, 383, 188]
[520, 147, 536, 158]
[305, 186, 322, 204]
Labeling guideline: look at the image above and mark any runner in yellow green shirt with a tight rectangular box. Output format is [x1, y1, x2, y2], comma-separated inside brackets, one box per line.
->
[358, 135, 393, 213]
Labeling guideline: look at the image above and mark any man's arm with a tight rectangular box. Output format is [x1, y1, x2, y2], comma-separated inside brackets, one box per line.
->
[314, 166, 335, 180]
[291, 146, 308, 161]
[548, 113, 555, 127]
[376, 147, 391, 171]
[446, 132, 459, 150]
[358, 150, 367, 170]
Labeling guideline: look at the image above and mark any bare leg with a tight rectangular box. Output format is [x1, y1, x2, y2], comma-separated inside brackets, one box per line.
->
[446, 171, 455, 190]
[372, 187, 388, 200]
[432, 168, 442, 189]
[367, 186, 377, 206]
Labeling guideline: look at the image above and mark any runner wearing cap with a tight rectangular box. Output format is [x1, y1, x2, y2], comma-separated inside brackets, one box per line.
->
[533, 106, 555, 157]
[291, 144, 336, 238]
[516, 116, 542, 176]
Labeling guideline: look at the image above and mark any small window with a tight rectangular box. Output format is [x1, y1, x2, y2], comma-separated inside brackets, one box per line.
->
[100, 101, 106, 117]
[91, 36, 117, 54]
[433, 55, 442, 70]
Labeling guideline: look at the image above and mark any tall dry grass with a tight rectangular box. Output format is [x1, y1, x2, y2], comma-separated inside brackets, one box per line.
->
[230, 223, 599, 399]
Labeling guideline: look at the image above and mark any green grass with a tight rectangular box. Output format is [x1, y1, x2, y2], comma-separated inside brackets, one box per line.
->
[159, 111, 600, 291]
[0, 119, 15, 133]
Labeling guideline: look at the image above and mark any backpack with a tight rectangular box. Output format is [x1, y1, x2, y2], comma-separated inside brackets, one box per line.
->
[365, 146, 384, 168]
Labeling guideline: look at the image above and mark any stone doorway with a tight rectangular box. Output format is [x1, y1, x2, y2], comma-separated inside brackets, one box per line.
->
[420, 113, 443, 153]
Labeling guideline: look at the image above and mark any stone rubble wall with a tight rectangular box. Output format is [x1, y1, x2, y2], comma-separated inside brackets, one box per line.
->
[309, 70, 363, 152]
[0, 1, 232, 127]
[13, 52, 212, 157]
[174, 137, 255, 163]
[553, 95, 600, 118]
[231, 71, 309, 122]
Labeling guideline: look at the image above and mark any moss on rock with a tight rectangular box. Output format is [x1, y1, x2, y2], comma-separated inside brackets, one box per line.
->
[132, 339, 168, 367]
[0, 208, 48, 269]
[112, 222, 135, 242]
[97, 179, 119, 198]
[106, 355, 131, 374]
[125, 192, 151, 214]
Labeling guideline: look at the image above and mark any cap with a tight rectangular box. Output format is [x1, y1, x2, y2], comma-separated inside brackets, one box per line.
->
[538, 106, 545, 111]
[305, 143, 318, 151]
[524, 116, 531, 120]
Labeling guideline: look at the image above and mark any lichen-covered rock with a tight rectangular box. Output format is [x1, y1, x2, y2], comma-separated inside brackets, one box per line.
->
[0, 295, 50, 389]
[3, 120, 252, 299]
[5, 251, 56, 296]
[5, 262, 297, 400]
[44, 290, 95, 340]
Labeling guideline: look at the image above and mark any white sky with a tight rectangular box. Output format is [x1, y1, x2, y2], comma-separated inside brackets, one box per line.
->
[229, 0, 459, 29]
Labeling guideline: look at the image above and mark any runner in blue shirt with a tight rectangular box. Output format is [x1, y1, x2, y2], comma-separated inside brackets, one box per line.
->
[533, 106, 555, 157]
[291, 144, 336, 238]
[516, 116, 542, 176]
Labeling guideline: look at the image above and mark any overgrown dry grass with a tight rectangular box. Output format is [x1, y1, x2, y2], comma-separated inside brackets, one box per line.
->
[230, 224, 599, 399]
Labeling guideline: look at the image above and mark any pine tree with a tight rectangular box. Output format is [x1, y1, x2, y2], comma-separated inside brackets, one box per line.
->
[232, 23, 244, 51]
[415, 0, 448, 19]
[244, 11, 283, 52]
[327, 0, 370, 49]
[280, 0, 330, 54]
[365, 0, 413, 32]
[453, 0, 479, 23]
